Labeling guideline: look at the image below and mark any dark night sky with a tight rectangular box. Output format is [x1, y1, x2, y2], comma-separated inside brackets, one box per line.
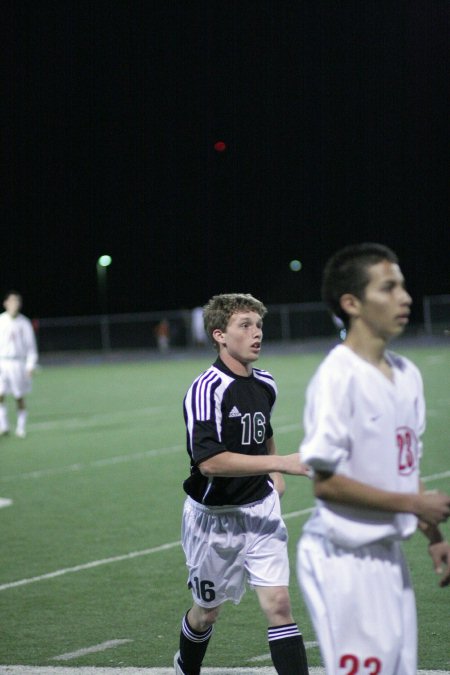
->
[2, 1, 449, 320]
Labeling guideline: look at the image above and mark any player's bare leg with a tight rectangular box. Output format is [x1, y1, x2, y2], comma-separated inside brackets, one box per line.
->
[15, 397, 27, 438]
[0, 394, 9, 435]
[256, 586, 309, 674]
[175, 602, 220, 674]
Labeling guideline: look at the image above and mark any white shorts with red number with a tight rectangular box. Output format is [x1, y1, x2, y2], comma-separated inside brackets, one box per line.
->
[182, 490, 290, 608]
[297, 533, 417, 675]
[0, 360, 32, 398]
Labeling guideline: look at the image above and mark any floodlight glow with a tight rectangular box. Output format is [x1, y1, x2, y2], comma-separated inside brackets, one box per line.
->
[98, 255, 112, 267]
[289, 259, 302, 272]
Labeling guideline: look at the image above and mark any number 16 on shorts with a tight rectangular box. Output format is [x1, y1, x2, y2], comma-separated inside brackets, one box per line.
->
[189, 576, 216, 603]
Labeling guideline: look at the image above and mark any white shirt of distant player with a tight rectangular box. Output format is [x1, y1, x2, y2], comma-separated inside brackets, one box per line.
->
[0, 312, 38, 370]
[300, 344, 425, 548]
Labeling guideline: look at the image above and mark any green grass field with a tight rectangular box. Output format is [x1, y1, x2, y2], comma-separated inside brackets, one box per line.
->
[1, 345, 449, 671]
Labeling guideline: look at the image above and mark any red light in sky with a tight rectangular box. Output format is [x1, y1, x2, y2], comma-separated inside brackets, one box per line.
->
[214, 141, 226, 152]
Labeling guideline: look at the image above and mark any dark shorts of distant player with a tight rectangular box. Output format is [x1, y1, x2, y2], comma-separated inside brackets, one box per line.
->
[182, 490, 290, 608]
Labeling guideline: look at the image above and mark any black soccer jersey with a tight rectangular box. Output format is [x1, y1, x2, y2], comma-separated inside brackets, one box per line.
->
[183, 357, 277, 506]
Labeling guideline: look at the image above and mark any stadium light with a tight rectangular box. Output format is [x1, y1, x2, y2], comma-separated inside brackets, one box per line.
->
[96, 254, 112, 350]
[97, 254, 112, 268]
[289, 259, 302, 272]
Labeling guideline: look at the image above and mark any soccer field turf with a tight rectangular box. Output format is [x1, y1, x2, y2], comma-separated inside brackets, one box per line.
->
[1, 345, 449, 671]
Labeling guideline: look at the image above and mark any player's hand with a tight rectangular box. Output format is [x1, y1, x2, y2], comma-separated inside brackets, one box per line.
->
[416, 491, 450, 525]
[428, 541, 450, 587]
[279, 453, 312, 477]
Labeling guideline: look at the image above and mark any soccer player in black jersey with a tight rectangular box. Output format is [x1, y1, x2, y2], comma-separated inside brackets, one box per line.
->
[175, 293, 310, 675]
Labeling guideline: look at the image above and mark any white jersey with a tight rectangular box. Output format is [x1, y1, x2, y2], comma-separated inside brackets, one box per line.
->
[0, 312, 38, 371]
[300, 344, 425, 548]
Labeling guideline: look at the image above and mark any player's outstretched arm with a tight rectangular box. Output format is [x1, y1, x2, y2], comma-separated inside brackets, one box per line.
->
[313, 472, 450, 525]
[199, 451, 310, 479]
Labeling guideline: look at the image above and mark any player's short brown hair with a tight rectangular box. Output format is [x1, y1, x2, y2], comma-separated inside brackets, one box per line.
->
[322, 243, 399, 329]
[203, 293, 267, 351]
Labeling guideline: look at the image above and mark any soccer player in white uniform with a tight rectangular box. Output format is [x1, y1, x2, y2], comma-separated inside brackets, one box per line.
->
[175, 293, 311, 675]
[0, 291, 38, 438]
[297, 244, 450, 675]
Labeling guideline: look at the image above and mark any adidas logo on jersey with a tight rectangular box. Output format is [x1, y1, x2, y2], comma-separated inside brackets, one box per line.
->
[228, 406, 241, 418]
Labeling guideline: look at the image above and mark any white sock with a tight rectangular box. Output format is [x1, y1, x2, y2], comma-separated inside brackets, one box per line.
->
[0, 404, 9, 432]
[17, 410, 27, 433]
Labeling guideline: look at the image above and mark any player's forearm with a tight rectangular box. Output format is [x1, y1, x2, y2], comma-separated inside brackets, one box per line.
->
[315, 472, 450, 524]
[314, 472, 422, 514]
[199, 451, 297, 478]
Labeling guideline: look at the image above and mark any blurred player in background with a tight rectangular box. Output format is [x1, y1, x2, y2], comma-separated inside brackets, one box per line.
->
[297, 243, 450, 675]
[154, 317, 170, 352]
[190, 306, 208, 347]
[0, 291, 38, 438]
[175, 293, 310, 675]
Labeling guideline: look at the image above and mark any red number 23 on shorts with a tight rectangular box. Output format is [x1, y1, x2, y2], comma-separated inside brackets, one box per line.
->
[339, 654, 382, 674]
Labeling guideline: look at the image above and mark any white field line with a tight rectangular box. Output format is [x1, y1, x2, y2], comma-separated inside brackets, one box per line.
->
[0, 542, 181, 592]
[0, 498, 13, 508]
[0, 668, 449, 675]
[3, 453, 448, 485]
[0, 668, 300, 674]
[0, 508, 315, 593]
[50, 641, 133, 662]
[422, 469, 450, 483]
[51, 639, 315, 665]
[1, 467, 449, 593]
[0, 446, 184, 483]
[0, 424, 298, 484]
[3, 414, 448, 486]
[27, 407, 167, 432]
[4, 402, 447, 488]
[25, 415, 295, 434]
[248, 642, 318, 662]
[280, 507, 313, 520]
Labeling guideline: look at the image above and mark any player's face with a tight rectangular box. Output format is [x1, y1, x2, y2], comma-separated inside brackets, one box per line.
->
[215, 311, 263, 367]
[4, 295, 22, 317]
[356, 261, 412, 340]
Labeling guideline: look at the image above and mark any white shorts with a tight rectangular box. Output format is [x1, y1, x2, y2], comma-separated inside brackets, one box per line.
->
[0, 360, 31, 398]
[297, 533, 417, 675]
[182, 490, 290, 608]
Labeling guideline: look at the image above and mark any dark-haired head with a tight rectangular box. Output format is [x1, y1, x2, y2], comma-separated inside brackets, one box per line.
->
[322, 243, 399, 329]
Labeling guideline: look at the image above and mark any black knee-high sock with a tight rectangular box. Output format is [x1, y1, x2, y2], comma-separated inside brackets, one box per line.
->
[268, 623, 309, 675]
[178, 611, 213, 675]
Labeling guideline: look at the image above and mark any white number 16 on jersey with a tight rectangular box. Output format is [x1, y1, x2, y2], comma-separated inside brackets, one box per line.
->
[241, 412, 266, 445]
